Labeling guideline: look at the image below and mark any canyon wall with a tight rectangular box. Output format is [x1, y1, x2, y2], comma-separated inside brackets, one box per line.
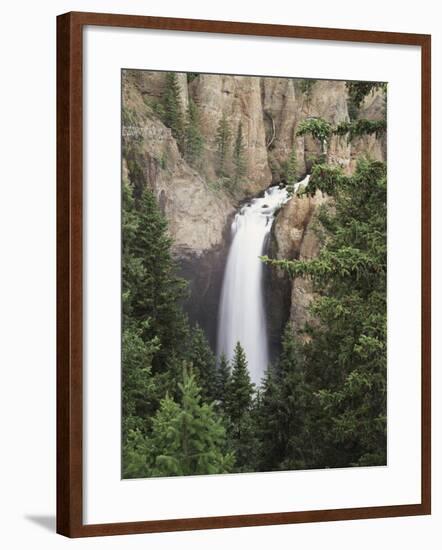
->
[122, 70, 386, 347]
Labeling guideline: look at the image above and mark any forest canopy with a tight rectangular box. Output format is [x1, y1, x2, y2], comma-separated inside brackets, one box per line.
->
[122, 155, 387, 476]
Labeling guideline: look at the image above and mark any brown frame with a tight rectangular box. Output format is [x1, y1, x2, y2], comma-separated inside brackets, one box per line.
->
[57, 11, 431, 538]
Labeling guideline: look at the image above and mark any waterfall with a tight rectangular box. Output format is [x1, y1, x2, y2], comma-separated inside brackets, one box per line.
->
[216, 185, 290, 385]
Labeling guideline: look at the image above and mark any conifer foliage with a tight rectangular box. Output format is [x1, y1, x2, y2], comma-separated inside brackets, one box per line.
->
[163, 72, 185, 148]
[148, 366, 234, 477]
[215, 113, 232, 177]
[254, 326, 312, 471]
[233, 121, 247, 184]
[162, 73, 204, 166]
[296, 118, 332, 154]
[122, 155, 387, 477]
[122, 180, 188, 376]
[215, 353, 231, 410]
[226, 342, 254, 429]
[187, 324, 218, 403]
[285, 145, 298, 195]
[263, 158, 387, 468]
[184, 98, 204, 166]
[122, 174, 231, 478]
[224, 343, 257, 471]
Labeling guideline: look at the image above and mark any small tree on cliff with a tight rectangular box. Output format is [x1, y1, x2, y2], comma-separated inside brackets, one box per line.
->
[346, 81, 387, 109]
[299, 79, 317, 102]
[285, 145, 298, 195]
[215, 113, 232, 177]
[296, 117, 332, 156]
[163, 72, 185, 149]
[233, 121, 247, 184]
[184, 98, 203, 166]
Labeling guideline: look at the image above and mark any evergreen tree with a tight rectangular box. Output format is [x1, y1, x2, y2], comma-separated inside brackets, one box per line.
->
[285, 146, 298, 195]
[298, 78, 317, 101]
[149, 366, 235, 477]
[264, 159, 387, 468]
[296, 117, 332, 155]
[122, 320, 159, 440]
[256, 326, 315, 471]
[122, 427, 153, 479]
[222, 343, 257, 471]
[121, 316, 162, 480]
[122, 179, 189, 377]
[122, 177, 143, 321]
[215, 113, 232, 177]
[122, 177, 193, 477]
[184, 98, 203, 166]
[253, 369, 282, 469]
[187, 324, 218, 403]
[216, 353, 231, 410]
[225, 342, 254, 429]
[233, 121, 247, 184]
[186, 72, 200, 84]
[346, 81, 387, 109]
[122, 178, 159, 443]
[163, 72, 185, 148]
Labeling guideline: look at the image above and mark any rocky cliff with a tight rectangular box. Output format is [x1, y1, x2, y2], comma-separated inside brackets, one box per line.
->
[122, 70, 386, 346]
[271, 85, 386, 334]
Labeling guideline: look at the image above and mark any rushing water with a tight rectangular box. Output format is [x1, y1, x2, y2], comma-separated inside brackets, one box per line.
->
[216, 185, 290, 385]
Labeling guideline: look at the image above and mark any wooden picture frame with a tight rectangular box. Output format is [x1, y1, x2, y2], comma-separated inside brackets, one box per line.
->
[57, 11, 431, 537]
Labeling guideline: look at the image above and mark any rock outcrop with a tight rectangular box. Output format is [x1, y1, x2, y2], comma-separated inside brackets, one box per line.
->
[349, 88, 387, 171]
[270, 84, 386, 334]
[190, 74, 272, 193]
[122, 71, 233, 258]
[271, 191, 327, 335]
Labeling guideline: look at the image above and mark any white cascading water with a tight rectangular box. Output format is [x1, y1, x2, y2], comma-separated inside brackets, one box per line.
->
[216, 186, 288, 385]
[217, 176, 310, 385]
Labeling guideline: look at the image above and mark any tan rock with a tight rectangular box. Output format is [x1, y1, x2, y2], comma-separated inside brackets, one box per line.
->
[122, 70, 233, 258]
[126, 70, 189, 110]
[349, 88, 387, 170]
[190, 74, 272, 192]
[272, 190, 328, 334]
[274, 191, 326, 260]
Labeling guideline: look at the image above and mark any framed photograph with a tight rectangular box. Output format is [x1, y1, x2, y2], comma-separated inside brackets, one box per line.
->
[57, 11, 431, 537]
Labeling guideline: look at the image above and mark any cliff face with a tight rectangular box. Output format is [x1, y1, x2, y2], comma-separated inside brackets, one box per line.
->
[349, 89, 387, 172]
[190, 74, 272, 194]
[122, 71, 386, 342]
[271, 191, 327, 335]
[271, 86, 386, 333]
[122, 72, 233, 258]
